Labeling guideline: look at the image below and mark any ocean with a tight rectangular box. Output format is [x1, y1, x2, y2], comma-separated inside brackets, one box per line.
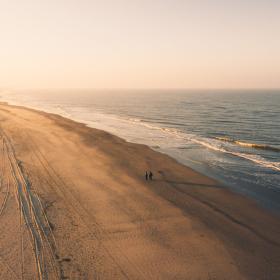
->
[1, 89, 280, 211]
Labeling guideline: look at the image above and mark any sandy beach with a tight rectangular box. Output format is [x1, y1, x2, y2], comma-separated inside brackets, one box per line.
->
[0, 102, 279, 280]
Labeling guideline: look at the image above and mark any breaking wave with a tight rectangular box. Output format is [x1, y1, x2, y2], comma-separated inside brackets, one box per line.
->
[216, 137, 280, 152]
[194, 138, 280, 172]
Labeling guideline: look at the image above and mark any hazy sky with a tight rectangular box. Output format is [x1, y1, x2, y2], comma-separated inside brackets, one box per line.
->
[1, 0, 279, 89]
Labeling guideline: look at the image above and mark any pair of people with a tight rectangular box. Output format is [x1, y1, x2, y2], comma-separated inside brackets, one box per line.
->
[145, 171, 153, 181]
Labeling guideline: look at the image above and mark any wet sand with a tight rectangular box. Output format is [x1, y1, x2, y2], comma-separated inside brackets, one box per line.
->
[0, 102, 279, 279]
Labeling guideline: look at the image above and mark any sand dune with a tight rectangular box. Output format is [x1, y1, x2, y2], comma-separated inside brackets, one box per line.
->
[0, 103, 279, 279]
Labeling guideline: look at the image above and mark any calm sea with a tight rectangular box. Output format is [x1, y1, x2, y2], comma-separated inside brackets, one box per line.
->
[1, 89, 280, 211]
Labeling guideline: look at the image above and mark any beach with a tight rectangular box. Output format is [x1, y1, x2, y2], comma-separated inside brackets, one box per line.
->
[0, 103, 279, 280]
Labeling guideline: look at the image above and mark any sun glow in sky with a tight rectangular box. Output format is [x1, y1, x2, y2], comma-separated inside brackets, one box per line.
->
[1, 0, 279, 89]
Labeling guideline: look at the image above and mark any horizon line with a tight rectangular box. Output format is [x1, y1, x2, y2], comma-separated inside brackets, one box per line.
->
[1, 87, 280, 92]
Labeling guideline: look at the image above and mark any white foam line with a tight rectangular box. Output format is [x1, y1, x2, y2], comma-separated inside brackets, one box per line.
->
[193, 139, 280, 172]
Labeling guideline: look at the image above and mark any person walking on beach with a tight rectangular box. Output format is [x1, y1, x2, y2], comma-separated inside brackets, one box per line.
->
[149, 171, 153, 181]
[145, 171, 148, 181]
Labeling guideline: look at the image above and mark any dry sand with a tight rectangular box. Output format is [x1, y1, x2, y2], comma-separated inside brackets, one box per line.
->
[0, 103, 279, 280]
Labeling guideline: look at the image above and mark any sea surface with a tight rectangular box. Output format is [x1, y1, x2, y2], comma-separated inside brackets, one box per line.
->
[1, 89, 280, 211]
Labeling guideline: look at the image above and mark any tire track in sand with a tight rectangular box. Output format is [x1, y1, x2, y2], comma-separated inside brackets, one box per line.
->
[0, 135, 22, 279]
[2, 131, 60, 280]
[0, 137, 10, 219]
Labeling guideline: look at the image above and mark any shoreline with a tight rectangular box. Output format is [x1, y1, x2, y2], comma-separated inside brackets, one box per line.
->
[0, 102, 279, 279]
[2, 100, 279, 213]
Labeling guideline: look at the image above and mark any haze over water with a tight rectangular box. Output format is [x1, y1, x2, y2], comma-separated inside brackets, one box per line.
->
[1, 89, 280, 211]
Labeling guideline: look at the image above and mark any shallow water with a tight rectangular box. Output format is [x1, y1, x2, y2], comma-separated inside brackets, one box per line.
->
[1, 89, 280, 211]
